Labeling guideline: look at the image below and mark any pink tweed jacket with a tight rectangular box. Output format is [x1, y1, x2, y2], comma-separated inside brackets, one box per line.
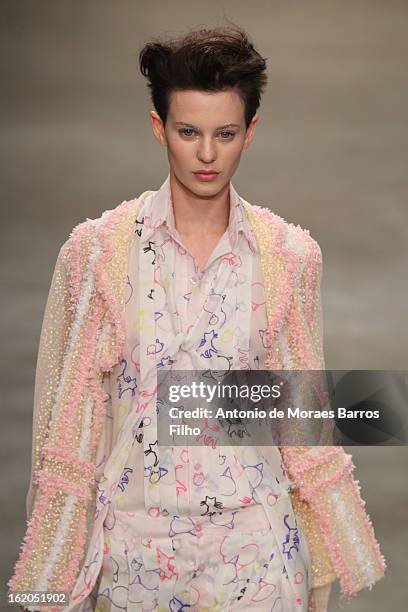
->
[9, 187, 386, 610]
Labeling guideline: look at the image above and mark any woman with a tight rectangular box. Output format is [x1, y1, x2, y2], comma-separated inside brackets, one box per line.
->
[9, 26, 385, 612]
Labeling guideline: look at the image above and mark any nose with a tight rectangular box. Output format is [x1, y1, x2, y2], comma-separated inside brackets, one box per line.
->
[197, 136, 217, 164]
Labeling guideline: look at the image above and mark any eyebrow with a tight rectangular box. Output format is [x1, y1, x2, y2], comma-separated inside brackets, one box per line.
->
[174, 122, 241, 130]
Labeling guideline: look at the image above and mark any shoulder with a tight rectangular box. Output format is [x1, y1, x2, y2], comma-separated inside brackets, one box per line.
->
[59, 193, 148, 260]
[244, 200, 322, 267]
[68, 196, 140, 240]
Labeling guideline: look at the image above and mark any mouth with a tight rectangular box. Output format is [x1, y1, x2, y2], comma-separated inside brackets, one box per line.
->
[193, 170, 220, 182]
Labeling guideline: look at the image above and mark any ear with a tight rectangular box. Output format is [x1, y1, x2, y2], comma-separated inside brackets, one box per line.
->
[150, 110, 167, 146]
[243, 114, 259, 150]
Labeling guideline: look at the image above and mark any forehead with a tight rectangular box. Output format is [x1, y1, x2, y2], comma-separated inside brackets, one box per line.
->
[167, 89, 245, 125]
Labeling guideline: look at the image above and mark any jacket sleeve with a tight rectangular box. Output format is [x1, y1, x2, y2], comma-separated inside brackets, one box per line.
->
[8, 208, 117, 612]
[280, 237, 386, 601]
[25, 239, 74, 520]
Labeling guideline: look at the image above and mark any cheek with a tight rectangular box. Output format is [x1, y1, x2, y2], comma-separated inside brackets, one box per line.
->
[167, 139, 191, 163]
[223, 141, 245, 164]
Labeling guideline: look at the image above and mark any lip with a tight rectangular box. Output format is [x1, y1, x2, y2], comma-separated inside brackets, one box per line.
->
[193, 170, 220, 182]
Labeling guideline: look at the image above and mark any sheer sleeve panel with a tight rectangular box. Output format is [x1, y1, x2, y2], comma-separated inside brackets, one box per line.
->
[26, 239, 73, 519]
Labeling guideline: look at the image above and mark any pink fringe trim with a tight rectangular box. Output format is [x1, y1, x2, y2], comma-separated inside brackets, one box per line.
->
[67, 221, 86, 310]
[59, 299, 104, 449]
[36, 472, 92, 500]
[283, 446, 342, 476]
[41, 448, 95, 482]
[300, 454, 354, 497]
[8, 489, 53, 590]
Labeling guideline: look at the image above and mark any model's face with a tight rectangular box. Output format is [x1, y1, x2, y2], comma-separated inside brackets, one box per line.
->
[150, 89, 258, 197]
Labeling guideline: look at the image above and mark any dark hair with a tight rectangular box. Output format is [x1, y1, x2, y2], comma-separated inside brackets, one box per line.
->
[139, 26, 267, 128]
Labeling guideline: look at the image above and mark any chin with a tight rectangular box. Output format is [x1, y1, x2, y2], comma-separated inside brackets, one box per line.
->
[193, 183, 225, 199]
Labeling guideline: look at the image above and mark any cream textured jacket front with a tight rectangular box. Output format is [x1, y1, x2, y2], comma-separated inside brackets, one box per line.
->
[9, 184, 386, 611]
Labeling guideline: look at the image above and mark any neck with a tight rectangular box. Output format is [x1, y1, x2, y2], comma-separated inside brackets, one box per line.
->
[169, 170, 230, 236]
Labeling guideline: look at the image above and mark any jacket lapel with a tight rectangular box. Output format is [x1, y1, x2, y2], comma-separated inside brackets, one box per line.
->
[96, 190, 153, 371]
[241, 200, 299, 367]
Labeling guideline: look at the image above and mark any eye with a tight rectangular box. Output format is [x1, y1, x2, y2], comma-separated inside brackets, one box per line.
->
[178, 128, 196, 137]
[218, 131, 235, 139]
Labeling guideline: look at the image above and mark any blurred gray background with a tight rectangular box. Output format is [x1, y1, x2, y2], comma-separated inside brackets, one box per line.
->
[1, 1, 407, 610]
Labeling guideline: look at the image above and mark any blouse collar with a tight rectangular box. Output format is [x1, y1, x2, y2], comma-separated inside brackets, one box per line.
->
[139, 174, 259, 253]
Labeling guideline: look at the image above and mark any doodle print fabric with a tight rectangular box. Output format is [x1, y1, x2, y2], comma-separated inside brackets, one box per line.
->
[75, 176, 311, 611]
